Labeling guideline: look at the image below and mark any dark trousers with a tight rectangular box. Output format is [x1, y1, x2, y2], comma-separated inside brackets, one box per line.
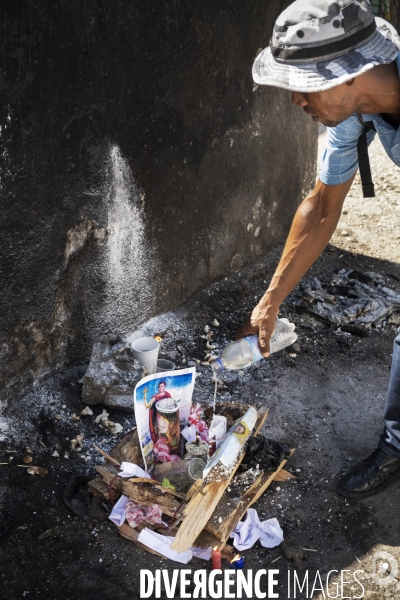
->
[379, 332, 400, 457]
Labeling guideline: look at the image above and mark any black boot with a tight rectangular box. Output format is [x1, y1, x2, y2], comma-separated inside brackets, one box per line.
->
[336, 447, 400, 498]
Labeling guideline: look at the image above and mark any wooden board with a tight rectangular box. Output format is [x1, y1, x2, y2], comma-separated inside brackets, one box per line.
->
[110, 429, 143, 466]
[170, 479, 230, 553]
[95, 464, 122, 490]
[253, 406, 269, 436]
[121, 481, 183, 517]
[273, 469, 296, 482]
[126, 478, 185, 500]
[205, 468, 265, 543]
[88, 477, 111, 500]
[96, 465, 182, 513]
[118, 523, 166, 557]
[170, 406, 269, 553]
[93, 445, 120, 466]
[95, 464, 184, 499]
[205, 454, 293, 544]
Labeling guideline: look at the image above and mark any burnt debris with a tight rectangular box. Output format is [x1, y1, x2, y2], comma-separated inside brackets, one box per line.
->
[295, 269, 400, 334]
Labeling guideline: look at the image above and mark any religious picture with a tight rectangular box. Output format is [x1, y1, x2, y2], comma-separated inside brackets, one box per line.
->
[144, 380, 172, 444]
[134, 367, 195, 470]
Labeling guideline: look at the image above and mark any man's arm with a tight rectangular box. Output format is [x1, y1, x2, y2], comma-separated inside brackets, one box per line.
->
[236, 176, 354, 354]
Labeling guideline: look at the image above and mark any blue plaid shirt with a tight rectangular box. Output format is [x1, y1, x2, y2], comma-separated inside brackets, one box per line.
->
[319, 54, 400, 185]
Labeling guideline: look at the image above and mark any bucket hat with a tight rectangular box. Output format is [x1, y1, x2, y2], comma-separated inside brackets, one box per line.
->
[253, 0, 400, 93]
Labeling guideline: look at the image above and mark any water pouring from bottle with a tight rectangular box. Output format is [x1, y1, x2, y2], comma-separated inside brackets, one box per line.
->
[211, 318, 297, 372]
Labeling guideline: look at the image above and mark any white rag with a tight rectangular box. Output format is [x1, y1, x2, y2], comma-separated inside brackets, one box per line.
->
[138, 528, 212, 564]
[208, 415, 227, 450]
[118, 462, 151, 479]
[108, 494, 130, 526]
[230, 508, 283, 551]
[181, 424, 197, 443]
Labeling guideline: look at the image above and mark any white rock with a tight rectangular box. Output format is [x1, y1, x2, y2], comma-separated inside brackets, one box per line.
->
[94, 408, 123, 434]
[95, 409, 109, 424]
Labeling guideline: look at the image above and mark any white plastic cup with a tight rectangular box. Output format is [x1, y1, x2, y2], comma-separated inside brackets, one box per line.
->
[131, 337, 160, 374]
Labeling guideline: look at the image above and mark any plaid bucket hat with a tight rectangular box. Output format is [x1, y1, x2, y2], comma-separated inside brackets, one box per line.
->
[253, 0, 400, 92]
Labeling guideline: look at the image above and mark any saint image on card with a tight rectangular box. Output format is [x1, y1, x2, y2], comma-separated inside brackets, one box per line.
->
[134, 367, 195, 470]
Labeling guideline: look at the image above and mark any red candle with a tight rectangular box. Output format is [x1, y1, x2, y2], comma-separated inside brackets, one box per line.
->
[211, 546, 221, 570]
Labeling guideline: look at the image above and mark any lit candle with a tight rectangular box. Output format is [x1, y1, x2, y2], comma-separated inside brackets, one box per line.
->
[230, 554, 245, 570]
[195, 434, 200, 447]
[211, 546, 222, 570]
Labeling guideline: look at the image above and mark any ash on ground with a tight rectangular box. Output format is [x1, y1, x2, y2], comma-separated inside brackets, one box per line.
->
[2, 136, 400, 598]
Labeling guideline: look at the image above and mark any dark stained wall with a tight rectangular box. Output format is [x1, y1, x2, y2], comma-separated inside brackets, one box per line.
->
[0, 0, 317, 407]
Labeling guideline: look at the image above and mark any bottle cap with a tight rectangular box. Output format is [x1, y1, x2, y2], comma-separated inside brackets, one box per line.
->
[211, 358, 224, 372]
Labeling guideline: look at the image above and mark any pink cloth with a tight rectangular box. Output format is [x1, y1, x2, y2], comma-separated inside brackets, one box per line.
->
[188, 403, 209, 442]
[145, 504, 163, 524]
[125, 501, 163, 528]
[153, 438, 180, 463]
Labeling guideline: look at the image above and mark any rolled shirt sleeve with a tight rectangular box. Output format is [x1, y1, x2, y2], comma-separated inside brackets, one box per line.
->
[319, 115, 376, 186]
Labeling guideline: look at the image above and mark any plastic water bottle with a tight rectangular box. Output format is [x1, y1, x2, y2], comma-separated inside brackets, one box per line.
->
[211, 318, 297, 372]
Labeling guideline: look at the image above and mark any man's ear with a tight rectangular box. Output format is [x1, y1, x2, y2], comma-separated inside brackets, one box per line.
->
[345, 78, 355, 86]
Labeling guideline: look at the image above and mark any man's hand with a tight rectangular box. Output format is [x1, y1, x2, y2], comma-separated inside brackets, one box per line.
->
[236, 177, 354, 357]
[236, 300, 279, 357]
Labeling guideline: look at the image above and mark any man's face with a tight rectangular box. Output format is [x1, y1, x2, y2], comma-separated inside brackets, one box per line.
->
[292, 80, 357, 127]
[158, 383, 165, 393]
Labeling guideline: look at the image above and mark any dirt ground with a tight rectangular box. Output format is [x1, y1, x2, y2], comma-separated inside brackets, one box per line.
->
[1, 133, 400, 600]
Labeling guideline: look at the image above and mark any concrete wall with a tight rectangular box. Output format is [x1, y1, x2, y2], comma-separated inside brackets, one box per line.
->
[0, 0, 317, 407]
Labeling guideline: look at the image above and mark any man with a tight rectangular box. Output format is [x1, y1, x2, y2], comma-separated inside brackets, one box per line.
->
[238, 0, 400, 498]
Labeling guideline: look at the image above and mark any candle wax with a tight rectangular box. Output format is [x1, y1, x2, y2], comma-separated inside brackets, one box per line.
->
[232, 556, 245, 569]
[211, 547, 221, 570]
